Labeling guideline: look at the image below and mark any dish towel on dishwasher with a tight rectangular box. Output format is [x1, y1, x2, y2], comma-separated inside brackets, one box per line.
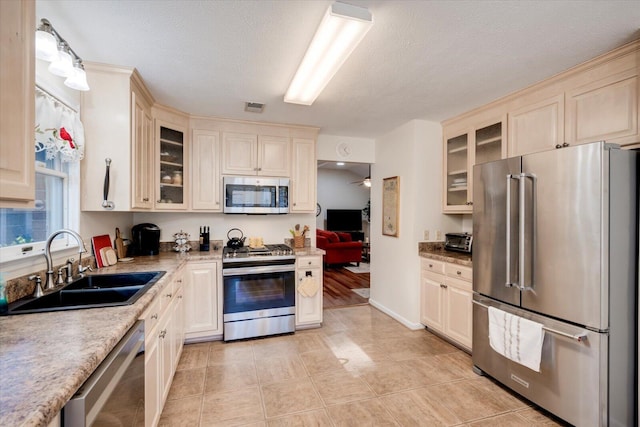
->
[488, 306, 545, 372]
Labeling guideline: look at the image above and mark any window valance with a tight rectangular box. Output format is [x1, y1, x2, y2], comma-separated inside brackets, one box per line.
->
[34, 86, 85, 162]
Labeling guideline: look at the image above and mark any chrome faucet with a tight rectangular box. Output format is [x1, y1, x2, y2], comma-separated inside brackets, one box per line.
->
[43, 229, 88, 291]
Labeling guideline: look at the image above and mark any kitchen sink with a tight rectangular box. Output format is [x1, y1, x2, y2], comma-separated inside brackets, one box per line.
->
[5, 271, 165, 315]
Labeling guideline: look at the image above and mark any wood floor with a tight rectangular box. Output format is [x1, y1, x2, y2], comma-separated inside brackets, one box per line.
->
[322, 264, 370, 308]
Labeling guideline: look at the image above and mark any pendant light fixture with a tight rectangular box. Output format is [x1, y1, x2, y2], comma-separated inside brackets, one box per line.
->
[284, 2, 373, 105]
[35, 18, 90, 91]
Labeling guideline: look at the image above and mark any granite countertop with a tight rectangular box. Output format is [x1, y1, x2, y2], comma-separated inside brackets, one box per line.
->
[0, 250, 222, 427]
[418, 242, 472, 267]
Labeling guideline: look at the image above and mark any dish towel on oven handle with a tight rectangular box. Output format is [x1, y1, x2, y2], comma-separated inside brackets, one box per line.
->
[298, 276, 318, 298]
[488, 306, 545, 372]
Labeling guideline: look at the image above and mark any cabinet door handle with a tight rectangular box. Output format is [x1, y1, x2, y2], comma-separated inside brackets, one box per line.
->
[166, 293, 172, 298]
[428, 263, 433, 268]
[456, 271, 461, 275]
[159, 330, 167, 338]
[151, 313, 158, 320]
[178, 295, 183, 299]
[440, 283, 447, 289]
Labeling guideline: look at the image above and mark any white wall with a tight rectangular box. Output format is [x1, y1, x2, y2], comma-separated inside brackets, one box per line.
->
[316, 168, 370, 230]
[369, 120, 461, 329]
[132, 212, 316, 246]
[317, 135, 375, 163]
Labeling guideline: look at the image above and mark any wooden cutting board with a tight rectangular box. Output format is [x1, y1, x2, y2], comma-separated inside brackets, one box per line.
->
[114, 228, 126, 259]
[91, 234, 112, 268]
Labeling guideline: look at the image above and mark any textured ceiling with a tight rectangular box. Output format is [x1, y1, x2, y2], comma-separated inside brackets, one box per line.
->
[37, 0, 640, 139]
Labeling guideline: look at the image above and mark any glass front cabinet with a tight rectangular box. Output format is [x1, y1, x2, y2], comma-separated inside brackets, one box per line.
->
[443, 115, 506, 213]
[156, 121, 188, 209]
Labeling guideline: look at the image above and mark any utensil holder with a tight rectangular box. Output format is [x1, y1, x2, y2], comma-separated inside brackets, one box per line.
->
[293, 235, 304, 248]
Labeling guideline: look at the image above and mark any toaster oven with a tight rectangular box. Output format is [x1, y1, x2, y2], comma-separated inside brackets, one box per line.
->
[444, 232, 472, 253]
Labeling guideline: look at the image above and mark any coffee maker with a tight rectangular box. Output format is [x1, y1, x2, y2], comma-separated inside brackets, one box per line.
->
[131, 223, 160, 255]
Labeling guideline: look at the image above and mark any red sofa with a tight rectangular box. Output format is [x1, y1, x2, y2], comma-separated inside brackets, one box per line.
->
[316, 229, 362, 267]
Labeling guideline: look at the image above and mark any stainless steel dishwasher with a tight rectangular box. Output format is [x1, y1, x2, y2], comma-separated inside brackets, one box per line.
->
[63, 320, 145, 426]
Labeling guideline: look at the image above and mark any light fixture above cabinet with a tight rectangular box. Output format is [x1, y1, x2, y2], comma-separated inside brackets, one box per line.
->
[35, 18, 90, 91]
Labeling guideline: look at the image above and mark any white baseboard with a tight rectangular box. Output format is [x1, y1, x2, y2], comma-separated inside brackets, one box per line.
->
[368, 298, 423, 330]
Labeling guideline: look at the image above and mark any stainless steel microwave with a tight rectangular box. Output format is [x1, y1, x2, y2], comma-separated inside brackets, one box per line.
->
[223, 176, 289, 214]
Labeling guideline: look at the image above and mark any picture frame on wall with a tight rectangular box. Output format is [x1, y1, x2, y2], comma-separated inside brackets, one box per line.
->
[382, 176, 399, 237]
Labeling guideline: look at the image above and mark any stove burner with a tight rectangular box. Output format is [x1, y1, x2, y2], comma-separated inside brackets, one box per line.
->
[223, 243, 295, 261]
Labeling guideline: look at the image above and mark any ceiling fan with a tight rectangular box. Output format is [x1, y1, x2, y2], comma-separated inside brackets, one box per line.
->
[351, 164, 371, 187]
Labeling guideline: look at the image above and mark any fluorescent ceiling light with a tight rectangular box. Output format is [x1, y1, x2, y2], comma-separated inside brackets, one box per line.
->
[336, 162, 345, 166]
[284, 2, 372, 106]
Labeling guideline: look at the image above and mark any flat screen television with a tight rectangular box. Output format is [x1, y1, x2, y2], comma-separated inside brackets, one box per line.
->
[326, 209, 362, 231]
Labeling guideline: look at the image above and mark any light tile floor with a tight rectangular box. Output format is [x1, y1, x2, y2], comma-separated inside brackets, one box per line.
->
[160, 305, 568, 426]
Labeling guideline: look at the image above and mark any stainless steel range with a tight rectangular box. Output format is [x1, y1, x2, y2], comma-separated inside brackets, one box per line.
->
[222, 244, 296, 341]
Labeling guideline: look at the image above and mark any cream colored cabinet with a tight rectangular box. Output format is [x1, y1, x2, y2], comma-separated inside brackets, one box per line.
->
[191, 130, 222, 211]
[81, 64, 155, 211]
[508, 94, 565, 156]
[222, 132, 290, 176]
[566, 71, 638, 146]
[420, 273, 445, 331]
[295, 256, 323, 328]
[443, 129, 470, 213]
[156, 120, 188, 209]
[420, 259, 472, 351]
[141, 269, 185, 427]
[131, 87, 154, 209]
[144, 308, 161, 426]
[184, 261, 223, 341]
[290, 138, 317, 212]
[443, 116, 505, 213]
[0, 0, 35, 208]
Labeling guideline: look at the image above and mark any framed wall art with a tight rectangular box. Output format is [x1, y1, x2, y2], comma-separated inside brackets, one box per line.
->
[382, 176, 399, 237]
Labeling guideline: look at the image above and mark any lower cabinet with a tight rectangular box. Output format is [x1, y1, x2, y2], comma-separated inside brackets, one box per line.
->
[420, 258, 473, 351]
[295, 255, 323, 328]
[141, 268, 185, 427]
[184, 261, 222, 341]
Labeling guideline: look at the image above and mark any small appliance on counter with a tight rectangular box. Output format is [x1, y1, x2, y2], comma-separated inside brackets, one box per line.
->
[131, 223, 160, 255]
[444, 232, 472, 253]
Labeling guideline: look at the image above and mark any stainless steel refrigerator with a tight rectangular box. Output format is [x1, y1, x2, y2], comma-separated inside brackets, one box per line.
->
[472, 141, 637, 426]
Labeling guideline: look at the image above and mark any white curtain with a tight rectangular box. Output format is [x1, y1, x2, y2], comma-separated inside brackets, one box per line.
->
[34, 88, 85, 162]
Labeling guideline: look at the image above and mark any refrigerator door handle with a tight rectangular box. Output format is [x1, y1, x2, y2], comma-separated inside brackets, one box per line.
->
[505, 174, 519, 288]
[519, 172, 536, 291]
[472, 300, 587, 342]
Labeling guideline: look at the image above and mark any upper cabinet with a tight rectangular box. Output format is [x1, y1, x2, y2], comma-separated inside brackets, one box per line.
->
[290, 138, 317, 213]
[222, 133, 290, 177]
[131, 83, 154, 209]
[0, 0, 35, 208]
[508, 94, 564, 156]
[443, 115, 506, 213]
[81, 64, 155, 211]
[443, 40, 639, 213]
[153, 105, 190, 210]
[565, 70, 638, 146]
[191, 129, 221, 211]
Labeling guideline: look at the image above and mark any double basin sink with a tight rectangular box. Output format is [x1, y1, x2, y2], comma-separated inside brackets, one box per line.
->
[5, 271, 165, 315]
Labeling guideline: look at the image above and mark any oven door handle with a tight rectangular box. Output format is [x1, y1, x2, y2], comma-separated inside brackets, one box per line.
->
[223, 264, 295, 276]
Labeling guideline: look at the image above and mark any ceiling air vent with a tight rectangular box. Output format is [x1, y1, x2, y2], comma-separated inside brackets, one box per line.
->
[244, 102, 265, 113]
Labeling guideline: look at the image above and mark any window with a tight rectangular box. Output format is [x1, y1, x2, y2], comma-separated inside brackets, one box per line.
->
[0, 154, 77, 262]
[0, 86, 82, 264]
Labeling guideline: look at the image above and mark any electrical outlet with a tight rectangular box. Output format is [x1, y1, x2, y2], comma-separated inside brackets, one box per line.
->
[436, 230, 443, 241]
[423, 230, 430, 241]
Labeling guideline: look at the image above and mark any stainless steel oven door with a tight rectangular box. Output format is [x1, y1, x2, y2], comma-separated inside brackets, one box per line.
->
[223, 264, 295, 315]
[63, 321, 145, 426]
